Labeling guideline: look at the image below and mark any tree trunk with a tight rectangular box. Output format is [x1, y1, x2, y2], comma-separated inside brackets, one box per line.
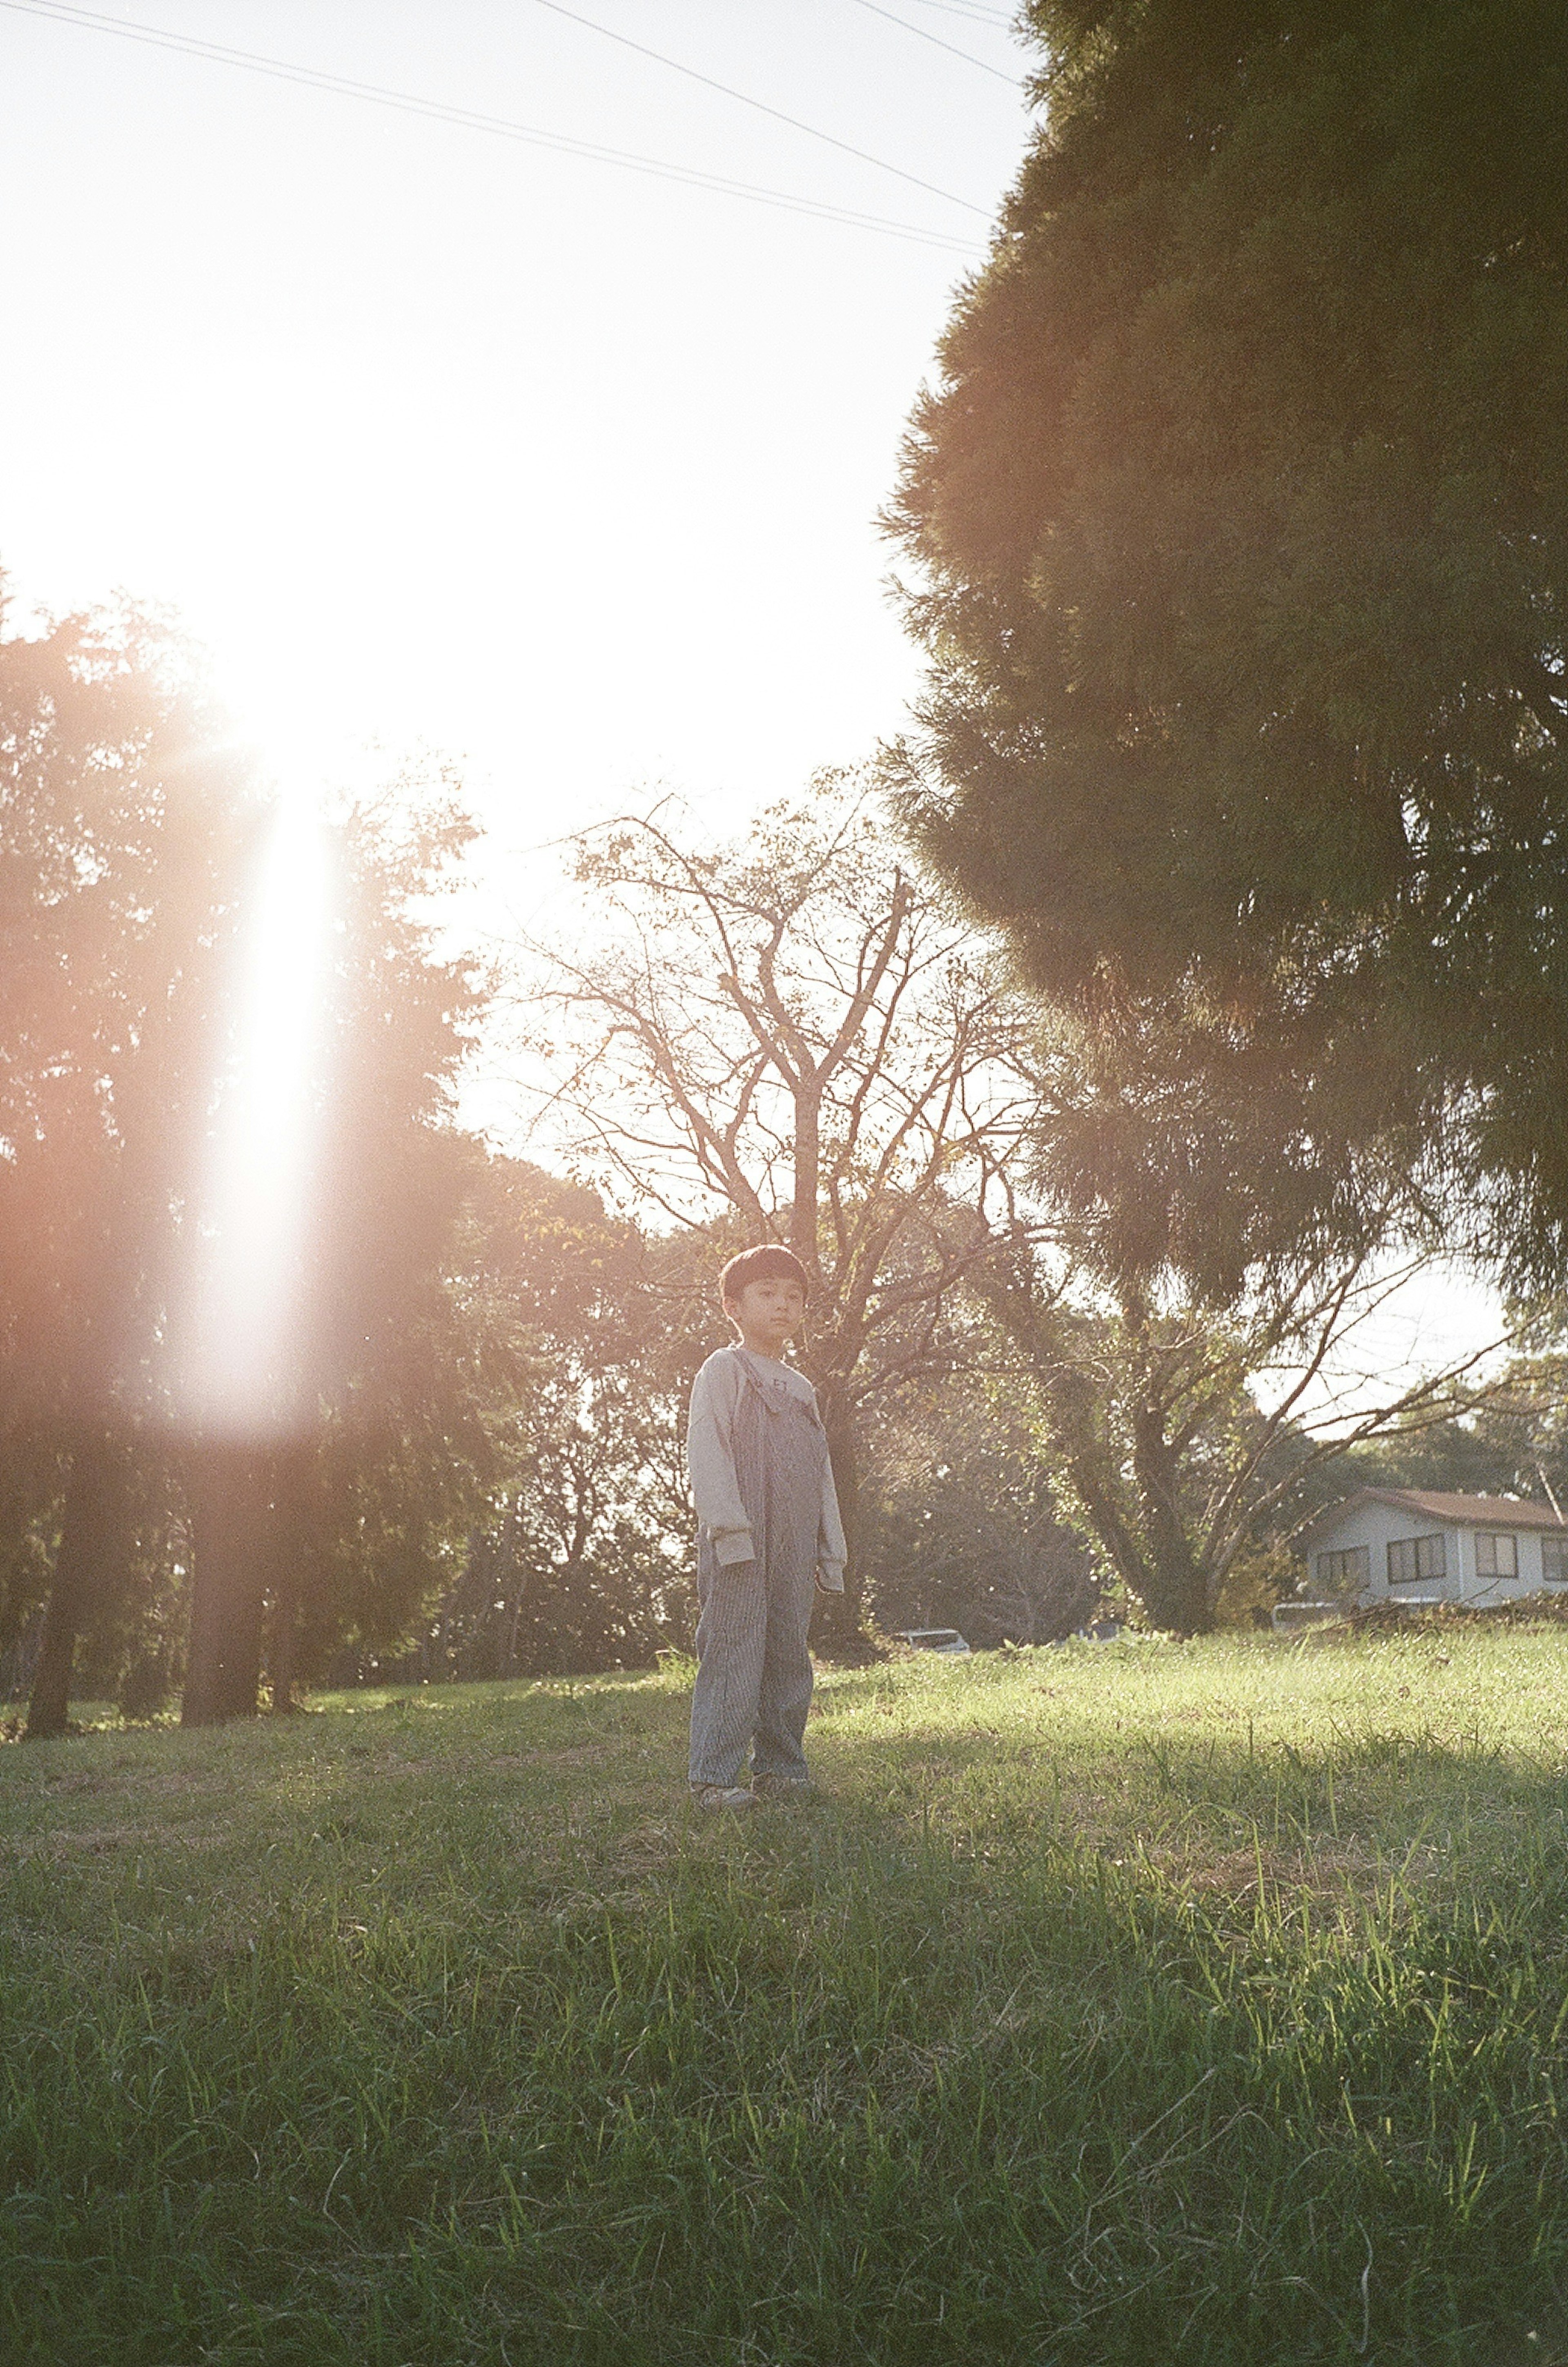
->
[790, 1092, 822, 1285]
[24, 1433, 129, 1741]
[1131, 1404, 1211, 1636]
[267, 1578, 299, 1713]
[182, 1446, 268, 1724]
[264, 1448, 308, 1712]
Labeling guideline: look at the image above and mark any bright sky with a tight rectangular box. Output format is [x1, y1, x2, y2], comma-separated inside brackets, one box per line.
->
[1, 0, 1511, 1397]
[2, 0, 1029, 892]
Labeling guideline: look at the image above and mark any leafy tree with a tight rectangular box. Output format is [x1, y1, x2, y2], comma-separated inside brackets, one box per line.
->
[1439, 1354, 1568, 1513]
[0, 1435, 65, 1696]
[887, 0, 1568, 1291]
[977, 1229, 1506, 1633]
[1333, 1415, 1523, 1505]
[1327, 1337, 1568, 1514]
[863, 1360, 1099, 1645]
[376, 1160, 704, 1684]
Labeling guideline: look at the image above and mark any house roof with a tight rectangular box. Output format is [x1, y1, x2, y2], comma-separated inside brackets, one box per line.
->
[1306, 1486, 1568, 1542]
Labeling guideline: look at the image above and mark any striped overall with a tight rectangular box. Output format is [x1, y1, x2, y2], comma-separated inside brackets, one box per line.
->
[688, 1350, 829, 1788]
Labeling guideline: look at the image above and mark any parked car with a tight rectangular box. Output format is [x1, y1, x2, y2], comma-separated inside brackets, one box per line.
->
[893, 1627, 971, 1657]
[1270, 1600, 1341, 1632]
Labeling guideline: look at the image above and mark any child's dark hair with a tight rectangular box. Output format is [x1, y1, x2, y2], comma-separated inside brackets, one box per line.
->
[719, 1244, 811, 1305]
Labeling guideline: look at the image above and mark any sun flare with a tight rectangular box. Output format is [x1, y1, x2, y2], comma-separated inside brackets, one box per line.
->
[176, 789, 335, 1439]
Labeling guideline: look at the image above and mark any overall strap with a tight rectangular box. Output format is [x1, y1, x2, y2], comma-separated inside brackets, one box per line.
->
[734, 1350, 824, 1429]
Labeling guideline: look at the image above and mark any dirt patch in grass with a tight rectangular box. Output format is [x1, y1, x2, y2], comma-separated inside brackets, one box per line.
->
[1172, 1839, 1385, 1900]
[488, 1744, 617, 1772]
[7, 1821, 233, 1859]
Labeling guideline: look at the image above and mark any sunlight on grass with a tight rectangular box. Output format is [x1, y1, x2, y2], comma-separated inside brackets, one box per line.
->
[4, 1635, 1568, 2365]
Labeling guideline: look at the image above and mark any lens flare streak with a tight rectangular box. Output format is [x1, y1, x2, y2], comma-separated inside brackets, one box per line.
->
[178, 792, 333, 1438]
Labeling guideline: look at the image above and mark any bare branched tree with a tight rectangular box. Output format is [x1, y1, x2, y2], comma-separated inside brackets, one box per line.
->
[515, 778, 1040, 1640]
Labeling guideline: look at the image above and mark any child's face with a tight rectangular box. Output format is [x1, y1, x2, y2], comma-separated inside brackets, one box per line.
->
[726, 1275, 806, 1354]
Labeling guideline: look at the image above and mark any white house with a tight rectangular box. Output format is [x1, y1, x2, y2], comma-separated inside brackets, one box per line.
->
[1301, 1487, 1568, 1608]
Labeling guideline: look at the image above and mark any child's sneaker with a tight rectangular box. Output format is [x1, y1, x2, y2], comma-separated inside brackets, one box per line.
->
[689, 1783, 755, 1812]
[752, 1773, 811, 1798]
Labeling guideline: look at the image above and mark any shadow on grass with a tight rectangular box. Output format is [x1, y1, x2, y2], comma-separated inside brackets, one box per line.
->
[3, 1673, 1568, 2364]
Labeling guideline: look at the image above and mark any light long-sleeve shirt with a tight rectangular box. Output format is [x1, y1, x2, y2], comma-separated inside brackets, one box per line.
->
[686, 1345, 847, 1590]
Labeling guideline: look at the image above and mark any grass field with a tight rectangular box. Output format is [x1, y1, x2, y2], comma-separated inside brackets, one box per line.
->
[4, 1631, 1568, 2366]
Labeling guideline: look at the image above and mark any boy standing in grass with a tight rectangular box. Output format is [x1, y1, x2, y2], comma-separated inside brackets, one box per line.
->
[685, 1245, 847, 1810]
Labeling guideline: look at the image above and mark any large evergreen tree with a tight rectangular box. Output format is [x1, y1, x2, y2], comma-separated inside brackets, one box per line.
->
[889, 0, 1568, 1290]
[0, 596, 249, 1736]
[0, 591, 492, 1730]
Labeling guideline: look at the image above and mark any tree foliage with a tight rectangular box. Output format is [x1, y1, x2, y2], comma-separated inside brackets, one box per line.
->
[863, 1360, 1099, 1645]
[888, 0, 1568, 1290]
[403, 1160, 705, 1683]
[1334, 1337, 1568, 1512]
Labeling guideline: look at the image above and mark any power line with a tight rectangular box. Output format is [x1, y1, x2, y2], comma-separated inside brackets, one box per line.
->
[903, 0, 1016, 25]
[0, 0, 983, 253]
[531, 0, 988, 216]
[848, 0, 1018, 82]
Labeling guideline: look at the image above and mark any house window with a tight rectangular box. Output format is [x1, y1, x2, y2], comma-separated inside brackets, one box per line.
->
[1544, 1536, 1568, 1588]
[1316, 1547, 1369, 1594]
[1474, 1531, 1518, 1580]
[1387, 1533, 1446, 1590]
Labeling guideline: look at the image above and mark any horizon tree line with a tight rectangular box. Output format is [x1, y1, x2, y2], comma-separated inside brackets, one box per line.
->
[7, 544, 1568, 1720]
